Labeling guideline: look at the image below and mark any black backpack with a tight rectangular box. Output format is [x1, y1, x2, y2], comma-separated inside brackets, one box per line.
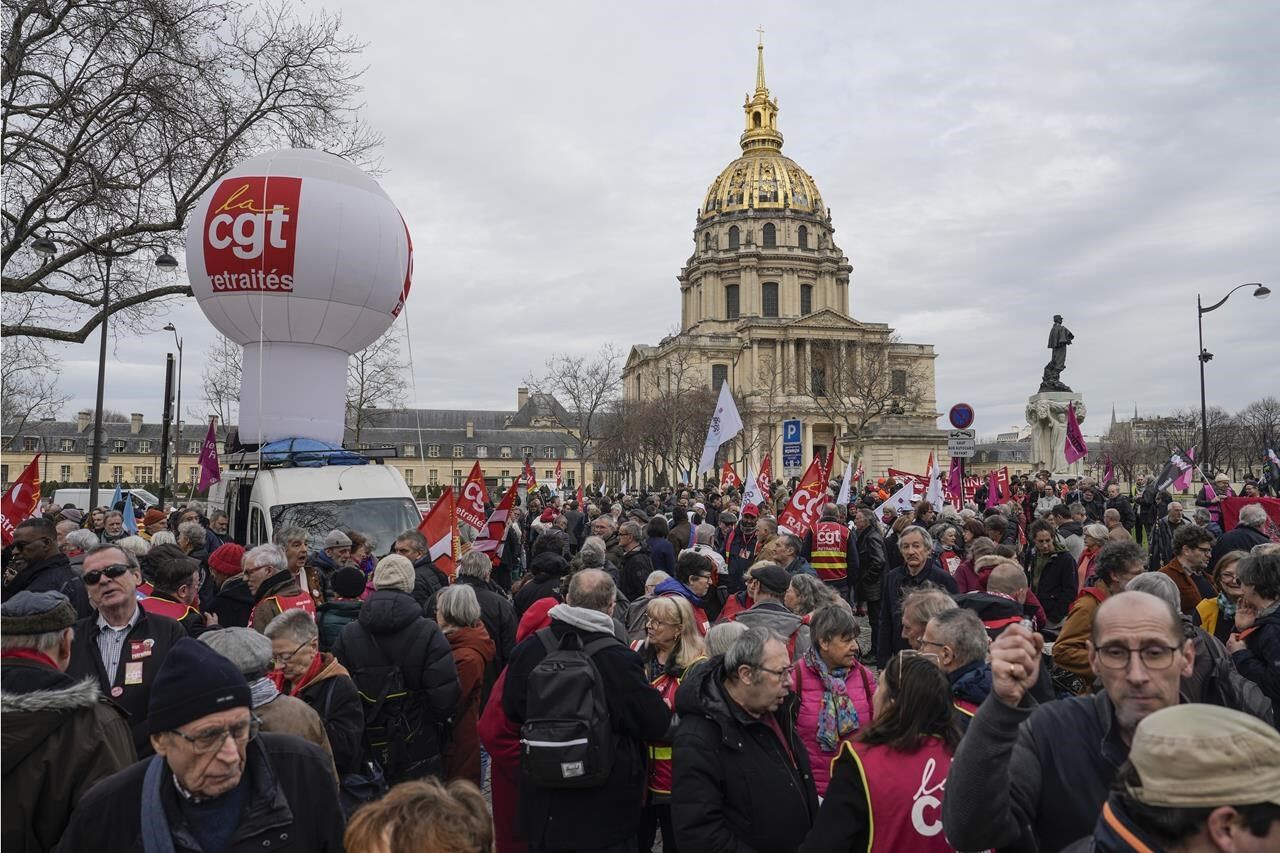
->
[520, 627, 616, 788]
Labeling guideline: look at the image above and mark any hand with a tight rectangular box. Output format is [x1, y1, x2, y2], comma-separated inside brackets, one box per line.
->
[1226, 633, 1248, 655]
[205, 611, 219, 626]
[990, 623, 1045, 708]
[1235, 605, 1258, 631]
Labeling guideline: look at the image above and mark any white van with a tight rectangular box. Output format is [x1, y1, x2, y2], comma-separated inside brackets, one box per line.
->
[52, 487, 159, 515]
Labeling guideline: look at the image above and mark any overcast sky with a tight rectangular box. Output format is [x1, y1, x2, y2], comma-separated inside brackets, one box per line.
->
[51, 0, 1279, 440]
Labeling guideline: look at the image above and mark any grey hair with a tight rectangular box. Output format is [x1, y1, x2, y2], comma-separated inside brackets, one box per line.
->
[148, 530, 177, 547]
[1, 625, 72, 655]
[565, 568, 616, 613]
[104, 510, 123, 522]
[457, 550, 492, 580]
[578, 536, 606, 568]
[437, 584, 481, 628]
[619, 520, 643, 541]
[928, 608, 989, 667]
[1125, 571, 1180, 611]
[245, 544, 287, 575]
[898, 524, 933, 552]
[1239, 504, 1268, 528]
[901, 587, 956, 628]
[592, 514, 617, 531]
[695, 523, 717, 546]
[263, 607, 318, 643]
[706, 621, 749, 657]
[644, 570, 670, 590]
[776, 532, 804, 557]
[1167, 501, 1184, 514]
[1193, 507, 1212, 525]
[177, 521, 205, 547]
[55, 519, 79, 535]
[1083, 523, 1109, 544]
[395, 530, 429, 553]
[1103, 508, 1120, 522]
[114, 535, 150, 559]
[724, 626, 785, 679]
[1069, 503, 1086, 516]
[788, 573, 839, 615]
[184, 501, 206, 516]
[274, 526, 309, 547]
[66, 529, 100, 553]
[809, 604, 859, 647]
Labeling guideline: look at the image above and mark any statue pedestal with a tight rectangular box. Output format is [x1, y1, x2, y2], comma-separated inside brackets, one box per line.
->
[1026, 391, 1086, 476]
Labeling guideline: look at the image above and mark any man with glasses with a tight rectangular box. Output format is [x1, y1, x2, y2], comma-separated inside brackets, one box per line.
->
[672, 625, 817, 852]
[66, 543, 187, 756]
[1158, 524, 1217, 615]
[942, 591, 1193, 852]
[245, 544, 313, 633]
[58, 637, 344, 851]
[3, 517, 90, 618]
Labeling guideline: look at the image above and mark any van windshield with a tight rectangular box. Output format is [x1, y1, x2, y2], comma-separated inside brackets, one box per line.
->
[270, 498, 421, 556]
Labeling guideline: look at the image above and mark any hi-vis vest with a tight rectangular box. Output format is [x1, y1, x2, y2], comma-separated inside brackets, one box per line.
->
[840, 737, 957, 853]
[810, 521, 850, 584]
[631, 643, 703, 795]
[139, 595, 198, 623]
[252, 591, 316, 630]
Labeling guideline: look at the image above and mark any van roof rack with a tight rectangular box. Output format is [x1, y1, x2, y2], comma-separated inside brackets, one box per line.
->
[223, 432, 399, 470]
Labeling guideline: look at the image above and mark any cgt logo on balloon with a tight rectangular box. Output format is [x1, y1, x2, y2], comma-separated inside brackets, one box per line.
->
[204, 176, 302, 292]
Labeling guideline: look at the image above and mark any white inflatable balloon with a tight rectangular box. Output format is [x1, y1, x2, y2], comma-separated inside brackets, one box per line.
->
[185, 149, 413, 445]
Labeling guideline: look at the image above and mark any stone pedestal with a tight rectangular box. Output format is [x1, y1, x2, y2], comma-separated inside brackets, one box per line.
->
[1026, 392, 1086, 475]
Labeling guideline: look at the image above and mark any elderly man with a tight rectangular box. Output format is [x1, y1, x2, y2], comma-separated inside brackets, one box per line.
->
[1197, 473, 1236, 528]
[876, 525, 958, 667]
[245, 544, 313, 632]
[733, 564, 812, 660]
[942, 591, 1194, 852]
[138, 545, 207, 636]
[852, 508, 888, 641]
[1158, 524, 1216, 615]
[1, 591, 135, 852]
[1103, 507, 1124, 534]
[1148, 499, 1190, 571]
[101, 510, 127, 543]
[1211, 503, 1272, 570]
[617, 520, 654, 601]
[775, 532, 816, 578]
[722, 504, 762, 593]
[304, 528, 353, 604]
[392, 529, 450, 610]
[591, 514, 625, 569]
[3, 517, 90, 617]
[921, 607, 992, 714]
[1104, 482, 1135, 531]
[673, 626, 818, 852]
[66, 543, 187, 756]
[58, 638, 343, 850]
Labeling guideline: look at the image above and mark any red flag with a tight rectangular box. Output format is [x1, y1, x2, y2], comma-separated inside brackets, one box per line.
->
[997, 467, 1011, 502]
[521, 458, 538, 489]
[418, 487, 459, 579]
[947, 457, 963, 504]
[455, 462, 489, 534]
[1063, 402, 1088, 464]
[576, 483, 585, 509]
[758, 454, 773, 501]
[1, 454, 41, 547]
[1221, 497, 1280, 539]
[818, 447, 835, 489]
[778, 456, 827, 536]
[473, 477, 520, 563]
[853, 459, 864, 485]
[720, 462, 742, 491]
[554, 459, 563, 492]
[986, 469, 1001, 509]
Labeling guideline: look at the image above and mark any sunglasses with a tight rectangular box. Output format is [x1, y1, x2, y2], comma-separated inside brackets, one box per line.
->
[83, 565, 130, 586]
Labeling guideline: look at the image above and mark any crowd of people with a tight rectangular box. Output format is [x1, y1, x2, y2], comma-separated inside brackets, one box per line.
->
[3, 469, 1280, 852]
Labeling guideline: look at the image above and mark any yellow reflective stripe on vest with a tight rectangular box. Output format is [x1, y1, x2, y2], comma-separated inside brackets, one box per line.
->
[648, 746, 673, 760]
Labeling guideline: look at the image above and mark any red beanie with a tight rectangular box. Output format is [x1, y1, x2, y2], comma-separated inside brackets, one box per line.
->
[516, 597, 557, 642]
[208, 543, 245, 577]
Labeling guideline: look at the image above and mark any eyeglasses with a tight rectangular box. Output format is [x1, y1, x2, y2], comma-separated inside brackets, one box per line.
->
[1094, 644, 1183, 671]
[1219, 572, 1240, 583]
[273, 639, 314, 664]
[690, 574, 712, 583]
[643, 616, 681, 629]
[756, 663, 795, 679]
[917, 639, 949, 652]
[172, 716, 260, 754]
[83, 565, 130, 585]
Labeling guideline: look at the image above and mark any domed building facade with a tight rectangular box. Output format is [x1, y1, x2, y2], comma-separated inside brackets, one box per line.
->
[623, 40, 945, 483]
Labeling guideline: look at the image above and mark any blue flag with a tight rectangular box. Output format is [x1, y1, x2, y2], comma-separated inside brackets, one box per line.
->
[109, 482, 138, 534]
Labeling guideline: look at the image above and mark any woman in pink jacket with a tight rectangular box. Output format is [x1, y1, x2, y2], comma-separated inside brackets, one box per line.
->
[790, 604, 876, 798]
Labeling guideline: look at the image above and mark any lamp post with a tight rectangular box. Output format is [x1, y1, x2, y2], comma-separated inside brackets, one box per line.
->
[1197, 282, 1270, 476]
[30, 236, 178, 513]
[163, 323, 184, 498]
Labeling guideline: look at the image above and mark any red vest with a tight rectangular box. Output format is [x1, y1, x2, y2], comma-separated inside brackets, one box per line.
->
[658, 591, 710, 636]
[252, 591, 316, 630]
[629, 642, 699, 796]
[843, 738, 957, 853]
[139, 596, 197, 622]
[810, 521, 850, 584]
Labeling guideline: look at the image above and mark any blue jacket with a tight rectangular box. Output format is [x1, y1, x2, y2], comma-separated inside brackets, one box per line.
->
[647, 535, 676, 575]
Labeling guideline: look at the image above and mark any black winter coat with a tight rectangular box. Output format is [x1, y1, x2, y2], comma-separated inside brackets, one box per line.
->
[294, 656, 365, 776]
[3, 553, 90, 618]
[66, 608, 186, 756]
[334, 589, 461, 775]
[1210, 525, 1269, 572]
[209, 576, 254, 629]
[1232, 606, 1280, 712]
[56, 733, 344, 853]
[854, 524, 888, 601]
[502, 618, 671, 851]
[1029, 549, 1079, 624]
[672, 657, 818, 853]
[876, 558, 958, 667]
[513, 552, 567, 617]
[1104, 495, 1134, 530]
[618, 546, 654, 601]
[410, 554, 450, 611]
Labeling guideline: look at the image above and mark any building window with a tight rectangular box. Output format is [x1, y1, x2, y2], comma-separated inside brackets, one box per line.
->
[565, 447, 577, 459]
[711, 364, 729, 391]
[476, 446, 489, 458]
[403, 468, 414, 486]
[500, 446, 512, 459]
[521, 445, 534, 458]
[500, 470, 511, 481]
[60, 439, 75, 452]
[565, 471, 576, 489]
[112, 465, 124, 482]
[133, 466, 154, 482]
[138, 440, 152, 454]
[428, 444, 440, 458]
[429, 469, 438, 485]
[22, 437, 38, 451]
[403, 444, 417, 457]
[762, 223, 776, 248]
[800, 284, 813, 315]
[452, 445, 464, 458]
[188, 466, 198, 483]
[453, 469, 464, 489]
[725, 284, 740, 320]
[187, 441, 201, 454]
[811, 362, 827, 396]
[891, 369, 908, 396]
[762, 282, 779, 318]
[728, 226, 740, 250]
[544, 470, 554, 481]
[798, 225, 809, 249]
[543, 447, 556, 460]
[60, 465, 72, 481]
[703, 232, 712, 252]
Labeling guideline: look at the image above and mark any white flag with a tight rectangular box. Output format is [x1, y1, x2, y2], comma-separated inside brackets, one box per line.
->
[924, 452, 945, 512]
[835, 454, 855, 506]
[697, 382, 745, 475]
[874, 482, 917, 518]
[741, 466, 761, 506]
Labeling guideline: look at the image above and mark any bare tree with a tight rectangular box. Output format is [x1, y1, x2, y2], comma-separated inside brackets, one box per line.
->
[2, 0, 379, 343]
[1238, 397, 1280, 458]
[198, 335, 243, 429]
[525, 343, 623, 485]
[0, 341, 68, 434]
[346, 327, 407, 444]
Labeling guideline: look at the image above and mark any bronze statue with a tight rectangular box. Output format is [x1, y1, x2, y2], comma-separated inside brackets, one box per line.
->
[1040, 314, 1074, 392]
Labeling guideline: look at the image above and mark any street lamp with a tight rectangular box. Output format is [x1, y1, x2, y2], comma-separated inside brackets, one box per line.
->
[1197, 282, 1269, 475]
[30, 235, 175, 512]
[163, 323, 184, 496]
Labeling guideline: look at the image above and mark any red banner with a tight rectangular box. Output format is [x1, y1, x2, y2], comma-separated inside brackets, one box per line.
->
[521, 458, 537, 489]
[473, 477, 520, 564]
[418, 486, 458, 579]
[554, 459, 563, 491]
[1, 454, 41, 547]
[778, 456, 827, 536]
[1221, 497, 1280, 541]
[720, 462, 742, 491]
[455, 462, 489, 534]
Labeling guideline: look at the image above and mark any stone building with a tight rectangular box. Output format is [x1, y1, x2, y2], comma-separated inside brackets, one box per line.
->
[623, 40, 945, 482]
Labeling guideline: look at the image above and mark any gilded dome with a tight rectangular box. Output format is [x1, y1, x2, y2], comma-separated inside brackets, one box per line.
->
[698, 39, 826, 222]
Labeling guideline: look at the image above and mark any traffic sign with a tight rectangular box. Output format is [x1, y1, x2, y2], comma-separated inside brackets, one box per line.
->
[948, 429, 976, 458]
[782, 418, 802, 475]
[949, 403, 975, 430]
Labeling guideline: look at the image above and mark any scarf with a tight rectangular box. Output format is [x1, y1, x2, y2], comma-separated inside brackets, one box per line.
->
[290, 652, 326, 697]
[1217, 593, 1237, 621]
[249, 676, 279, 709]
[548, 603, 616, 636]
[805, 647, 860, 752]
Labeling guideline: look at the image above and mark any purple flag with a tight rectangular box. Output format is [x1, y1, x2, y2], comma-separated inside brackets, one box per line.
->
[1173, 446, 1197, 492]
[947, 457, 963, 501]
[985, 469, 1001, 509]
[1064, 402, 1088, 464]
[1102, 455, 1115, 487]
[197, 421, 221, 492]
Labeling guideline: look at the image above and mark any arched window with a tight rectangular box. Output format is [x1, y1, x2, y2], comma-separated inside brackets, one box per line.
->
[703, 232, 712, 251]
[725, 285, 740, 320]
[800, 284, 813, 315]
[728, 226, 740, 250]
[762, 223, 776, 248]
[762, 282, 779, 318]
[753, 111, 762, 128]
[711, 364, 729, 391]
[797, 225, 808, 249]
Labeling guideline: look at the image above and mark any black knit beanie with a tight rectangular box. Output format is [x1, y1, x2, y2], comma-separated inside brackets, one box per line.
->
[148, 637, 251, 734]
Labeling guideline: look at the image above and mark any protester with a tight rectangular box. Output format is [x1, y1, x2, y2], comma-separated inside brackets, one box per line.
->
[514, 529, 571, 616]
[1077, 522, 1109, 588]
[654, 550, 714, 635]
[733, 563, 812, 660]
[1197, 549, 1248, 643]
[57, 638, 344, 851]
[673, 627, 818, 853]
[852, 508, 887, 633]
[1197, 473, 1235, 529]
[923, 606, 993, 714]
[1053, 540, 1148, 692]
[316, 565, 367, 651]
[245, 543, 312, 632]
[305, 528, 353, 603]
[876, 525, 958, 667]
[138, 545, 207, 636]
[617, 520, 655, 601]
[1, 591, 135, 853]
[3, 518, 90, 617]
[207, 542, 254, 628]
[424, 549, 517, 701]
[800, 652, 962, 852]
[722, 504, 761, 593]
[785, 572, 841, 617]
[942, 591, 1193, 851]
[706, 620, 749, 656]
[900, 587, 958, 653]
[1211, 503, 1272, 570]
[1026, 517, 1078, 625]
[1158, 523, 1216, 615]
[435, 584, 496, 785]
[392, 529, 450, 609]
[628, 568, 671, 639]
[1229, 552, 1280, 710]
[343, 777, 493, 853]
[791, 605, 876, 798]
[647, 515, 677, 575]
[273, 525, 311, 586]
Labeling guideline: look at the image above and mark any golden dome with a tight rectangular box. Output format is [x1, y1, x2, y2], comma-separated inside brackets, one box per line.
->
[698, 38, 826, 222]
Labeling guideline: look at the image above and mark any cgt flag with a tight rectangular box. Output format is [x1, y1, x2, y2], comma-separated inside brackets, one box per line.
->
[0, 454, 41, 546]
[520, 458, 538, 490]
[778, 455, 827, 536]
[472, 477, 520, 564]
[720, 462, 742, 491]
[697, 382, 744, 475]
[418, 486, 459, 579]
[455, 462, 489, 534]
[924, 452, 945, 512]
[197, 421, 221, 492]
[554, 459, 563, 493]
[1064, 402, 1088, 464]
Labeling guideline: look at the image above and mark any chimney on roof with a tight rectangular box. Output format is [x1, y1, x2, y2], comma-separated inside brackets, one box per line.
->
[466, 421, 474, 439]
[130, 413, 144, 434]
[77, 410, 91, 433]
[517, 386, 529, 411]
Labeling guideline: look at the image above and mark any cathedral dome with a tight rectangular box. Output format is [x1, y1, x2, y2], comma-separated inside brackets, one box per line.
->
[698, 39, 826, 222]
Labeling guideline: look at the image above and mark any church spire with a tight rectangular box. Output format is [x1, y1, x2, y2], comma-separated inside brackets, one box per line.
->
[755, 26, 768, 93]
[741, 29, 783, 155]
